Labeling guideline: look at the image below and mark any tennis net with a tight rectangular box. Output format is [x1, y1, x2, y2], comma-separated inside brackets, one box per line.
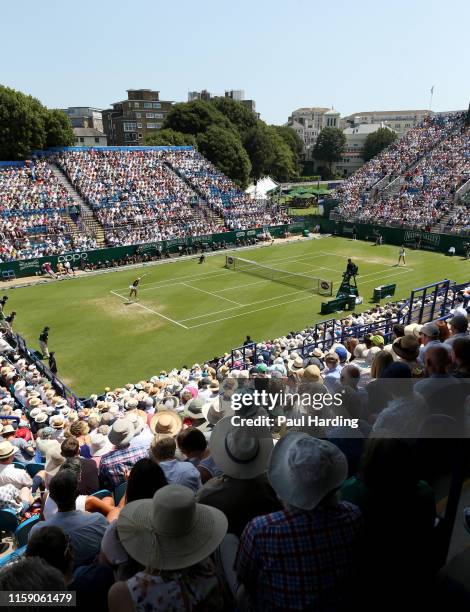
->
[225, 255, 333, 296]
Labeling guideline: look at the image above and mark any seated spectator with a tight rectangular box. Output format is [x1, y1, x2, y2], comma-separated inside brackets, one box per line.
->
[197, 416, 281, 537]
[445, 315, 469, 348]
[101, 458, 168, 579]
[108, 484, 229, 611]
[235, 433, 362, 611]
[61, 436, 99, 495]
[0, 482, 33, 516]
[1, 423, 35, 463]
[176, 427, 223, 483]
[391, 335, 423, 376]
[452, 337, 470, 378]
[0, 556, 66, 594]
[99, 419, 149, 490]
[26, 525, 115, 612]
[0, 440, 33, 489]
[150, 436, 201, 492]
[341, 438, 436, 603]
[29, 470, 108, 568]
[69, 420, 92, 458]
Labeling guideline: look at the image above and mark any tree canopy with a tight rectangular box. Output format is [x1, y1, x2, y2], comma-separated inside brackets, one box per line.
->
[362, 127, 397, 162]
[210, 96, 258, 135]
[144, 129, 196, 147]
[0, 85, 74, 160]
[271, 125, 304, 175]
[163, 100, 236, 136]
[312, 127, 346, 170]
[197, 125, 251, 187]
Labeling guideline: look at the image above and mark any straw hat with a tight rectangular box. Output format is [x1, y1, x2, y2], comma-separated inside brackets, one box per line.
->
[0, 441, 16, 461]
[209, 416, 274, 479]
[150, 411, 182, 436]
[117, 484, 227, 570]
[268, 432, 348, 510]
[34, 412, 48, 424]
[89, 431, 113, 456]
[29, 398, 41, 408]
[302, 365, 323, 383]
[49, 415, 65, 429]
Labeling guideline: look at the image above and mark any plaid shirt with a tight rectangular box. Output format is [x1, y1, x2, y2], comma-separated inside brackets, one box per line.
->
[236, 503, 362, 611]
[98, 444, 149, 489]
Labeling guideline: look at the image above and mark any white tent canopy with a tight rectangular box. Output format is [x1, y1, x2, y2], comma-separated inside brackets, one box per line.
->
[245, 176, 278, 199]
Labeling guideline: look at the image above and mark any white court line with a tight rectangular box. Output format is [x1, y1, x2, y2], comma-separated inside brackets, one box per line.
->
[179, 282, 242, 306]
[186, 293, 314, 329]
[179, 288, 306, 322]
[109, 290, 189, 330]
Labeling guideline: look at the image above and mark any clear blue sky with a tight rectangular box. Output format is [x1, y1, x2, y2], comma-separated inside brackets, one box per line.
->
[2, 0, 469, 124]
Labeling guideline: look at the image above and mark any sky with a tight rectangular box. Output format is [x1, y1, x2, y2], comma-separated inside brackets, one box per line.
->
[1, 0, 469, 124]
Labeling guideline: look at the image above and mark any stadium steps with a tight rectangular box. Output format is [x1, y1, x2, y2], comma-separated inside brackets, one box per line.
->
[50, 164, 106, 247]
[163, 162, 225, 227]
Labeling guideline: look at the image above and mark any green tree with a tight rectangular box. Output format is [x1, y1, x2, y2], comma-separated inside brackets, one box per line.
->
[144, 129, 197, 147]
[312, 127, 346, 172]
[0, 85, 47, 160]
[210, 96, 257, 135]
[45, 109, 75, 148]
[243, 124, 296, 182]
[163, 100, 235, 136]
[271, 125, 304, 174]
[197, 125, 251, 187]
[362, 127, 397, 161]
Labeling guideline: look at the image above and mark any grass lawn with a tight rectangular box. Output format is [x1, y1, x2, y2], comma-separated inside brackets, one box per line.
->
[5, 237, 469, 396]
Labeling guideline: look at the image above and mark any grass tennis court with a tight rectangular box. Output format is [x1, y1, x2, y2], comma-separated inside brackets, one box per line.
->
[5, 236, 469, 395]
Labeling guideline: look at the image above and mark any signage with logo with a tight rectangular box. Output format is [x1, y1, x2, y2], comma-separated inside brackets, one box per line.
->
[19, 259, 40, 271]
[58, 252, 88, 263]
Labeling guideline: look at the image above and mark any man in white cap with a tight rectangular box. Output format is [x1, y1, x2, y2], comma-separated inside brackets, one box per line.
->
[235, 432, 362, 611]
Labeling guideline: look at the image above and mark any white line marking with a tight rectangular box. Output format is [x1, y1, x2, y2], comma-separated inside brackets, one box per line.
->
[179, 288, 306, 322]
[186, 293, 314, 329]
[109, 290, 189, 329]
[179, 282, 242, 305]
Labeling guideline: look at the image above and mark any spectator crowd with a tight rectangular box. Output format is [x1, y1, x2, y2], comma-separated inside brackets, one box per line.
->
[335, 113, 469, 232]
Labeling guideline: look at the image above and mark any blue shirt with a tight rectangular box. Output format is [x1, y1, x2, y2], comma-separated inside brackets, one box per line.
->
[159, 459, 201, 492]
[30, 510, 108, 567]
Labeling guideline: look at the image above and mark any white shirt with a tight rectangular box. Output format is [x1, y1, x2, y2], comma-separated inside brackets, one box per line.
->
[0, 463, 33, 489]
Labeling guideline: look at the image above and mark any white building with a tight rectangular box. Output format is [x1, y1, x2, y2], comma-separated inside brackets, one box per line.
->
[341, 109, 430, 135]
[335, 123, 396, 177]
[73, 128, 107, 146]
[287, 107, 341, 160]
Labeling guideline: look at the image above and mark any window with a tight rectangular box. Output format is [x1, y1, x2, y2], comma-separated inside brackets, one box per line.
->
[153, 102, 161, 109]
[79, 137, 84, 143]
[146, 123, 161, 129]
[154, 113, 163, 119]
[94, 137, 100, 143]
[134, 102, 140, 108]
[123, 122, 137, 132]
[138, 133, 143, 139]
[137, 123, 142, 128]
[146, 113, 155, 118]
[136, 113, 141, 118]
[144, 102, 152, 108]
[124, 132, 137, 142]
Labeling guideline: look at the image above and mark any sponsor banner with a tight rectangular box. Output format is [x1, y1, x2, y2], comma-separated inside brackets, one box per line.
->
[57, 252, 88, 263]
[18, 259, 40, 271]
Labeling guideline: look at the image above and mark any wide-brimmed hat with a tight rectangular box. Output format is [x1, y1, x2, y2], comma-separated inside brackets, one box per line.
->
[183, 398, 206, 420]
[89, 431, 114, 456]
[1, 425, 16, 436]
[28, 398, 41, 408]
[108, 418, 135, 447]
[302, 365, 323, 383]
[209, 416, 274, 479]
[404, 323, 422, 338]
[125, 412, 144, 435]
[34, 412, 48, 424]
[150, 410, 182, 436]
[268, 432, 348, 510]
[392, 336, 420, 361]
[0, 441, 16, 460]
[117, 484, 227, 570]
[49, 415, 65, 429]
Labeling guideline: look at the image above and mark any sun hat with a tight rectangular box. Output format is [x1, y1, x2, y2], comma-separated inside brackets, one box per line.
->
[324, 352, 340, 364]
[45, 443, 65, 478]
[370, 335, 385, 347]
[14, 380, 26, 391]
[404, 323, 422, 337]
[28, 398, 41, 408]
[268, 432, 348, 510]
[1, 425, 15, 435]
[302, 365, 323, 383]
[49, 415, 65, 429]
[0, 441, 17, 461]
[209, 416, 274, 479]
[108, 418, 135, 447]
[150, 410, 182, 436]
[392, 336, 420, 361]
[34, 412, 48, 424]
[126, 412, 144, 435]
[419, 322, 440, 339]
[183, 398, 206, 420]
[55, 399, 68, 409]
[89, 431, 114, 456]
[117, 484, 227, 570]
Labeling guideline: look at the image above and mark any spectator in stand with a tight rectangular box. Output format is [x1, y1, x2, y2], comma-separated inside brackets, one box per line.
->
[29, 470, 108, 568]
[61, 437, 99, 495]
[0, 441, 33, 489]
[445, 315, 469, 347]
[176, 427, 223, 484]
[150, 436, 201, 492]
[235, 433, 362, 611]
